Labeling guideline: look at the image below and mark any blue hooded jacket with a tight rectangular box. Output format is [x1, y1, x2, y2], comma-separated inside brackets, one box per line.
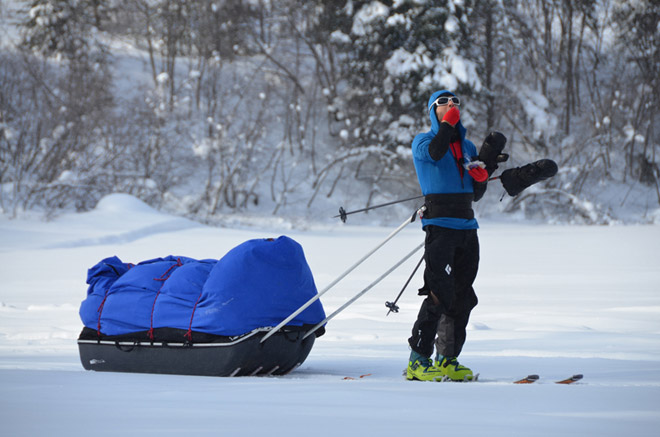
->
[412, 90, 479, 230]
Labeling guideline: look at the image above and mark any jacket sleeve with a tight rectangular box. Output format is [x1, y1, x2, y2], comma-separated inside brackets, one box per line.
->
[473, 181, 487, 201]
[428, 123, 454, 161]
[467, 139, 488, 201]
[412, 134, 432, 162]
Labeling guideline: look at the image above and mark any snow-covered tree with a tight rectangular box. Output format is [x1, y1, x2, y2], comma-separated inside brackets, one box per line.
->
[309, 0, 481, 205]
[2, 0, 658, 222]
[612, 0, 659, 187]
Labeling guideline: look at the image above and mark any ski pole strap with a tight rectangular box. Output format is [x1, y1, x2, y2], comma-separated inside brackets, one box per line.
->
[422, 193, 474, 220]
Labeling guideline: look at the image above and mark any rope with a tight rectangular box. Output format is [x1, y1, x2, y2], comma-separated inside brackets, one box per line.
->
[148, 258, 183, 340]
[185, 291, 204, 342]
[96, 290, 110, 338]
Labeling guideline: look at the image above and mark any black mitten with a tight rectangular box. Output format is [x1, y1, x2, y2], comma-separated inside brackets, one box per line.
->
[478, 132, 509, 176]
[500, 159, 558, 197]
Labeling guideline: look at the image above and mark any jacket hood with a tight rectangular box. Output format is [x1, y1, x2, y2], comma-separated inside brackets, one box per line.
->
[427, 89, 466, 140]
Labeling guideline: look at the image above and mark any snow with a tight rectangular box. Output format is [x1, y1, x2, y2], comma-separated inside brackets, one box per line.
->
[518, 86, 559, 141]
[385, 46, 433, 77]
[1, 194, 659, 436]
[351, 2, 390, 36]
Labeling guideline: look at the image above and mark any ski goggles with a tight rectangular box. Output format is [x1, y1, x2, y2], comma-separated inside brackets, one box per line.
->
[432, 95, 460, 107]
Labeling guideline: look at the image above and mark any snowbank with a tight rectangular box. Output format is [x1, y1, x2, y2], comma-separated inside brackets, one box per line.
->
[0, 194, 659, 436]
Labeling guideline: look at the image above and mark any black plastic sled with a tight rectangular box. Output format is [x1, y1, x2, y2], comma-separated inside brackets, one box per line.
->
[77, 327, 316, 377]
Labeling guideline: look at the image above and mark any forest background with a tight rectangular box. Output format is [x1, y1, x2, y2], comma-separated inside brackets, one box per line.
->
[1, 0, 658, 225]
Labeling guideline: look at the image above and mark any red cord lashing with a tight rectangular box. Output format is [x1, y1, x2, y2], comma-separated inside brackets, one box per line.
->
[149, 258, 184, 341]
[185, 291, 204, 342]
[96, 290, 110, 338]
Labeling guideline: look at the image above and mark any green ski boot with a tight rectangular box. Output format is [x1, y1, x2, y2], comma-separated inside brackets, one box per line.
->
[406, 351, 444, 381]
[435, 356, 474, 381]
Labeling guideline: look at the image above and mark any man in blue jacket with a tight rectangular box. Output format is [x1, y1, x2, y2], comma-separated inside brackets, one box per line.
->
[406, 89, 506, 382]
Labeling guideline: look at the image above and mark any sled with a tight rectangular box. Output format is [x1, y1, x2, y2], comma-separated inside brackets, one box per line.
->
[77, 236, 325, 377]
[77, 326, 316, 377]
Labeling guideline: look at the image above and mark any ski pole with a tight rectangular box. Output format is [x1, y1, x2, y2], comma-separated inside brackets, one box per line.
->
[334, 195, 424, 222]
[385, 253, 425, 316]
[303, 241, 425, 339]
[261, 206, 425, 344]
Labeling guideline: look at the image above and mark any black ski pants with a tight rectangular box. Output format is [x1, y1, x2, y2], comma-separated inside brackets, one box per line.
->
[408, 226, 479, 358]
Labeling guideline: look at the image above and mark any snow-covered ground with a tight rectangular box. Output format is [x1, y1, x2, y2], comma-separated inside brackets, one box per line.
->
[1, 194, 659, 436]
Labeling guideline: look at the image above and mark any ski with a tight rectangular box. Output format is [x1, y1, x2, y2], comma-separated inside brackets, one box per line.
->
[512, 374, 583, 384]
[400, 369, 480, 382]
[401, 371, 582, 384]
[440, 373, 480, 382]
[555, 374, 583, 384]
[343, 373, 372, 380]
[513, 374, 539, 384]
